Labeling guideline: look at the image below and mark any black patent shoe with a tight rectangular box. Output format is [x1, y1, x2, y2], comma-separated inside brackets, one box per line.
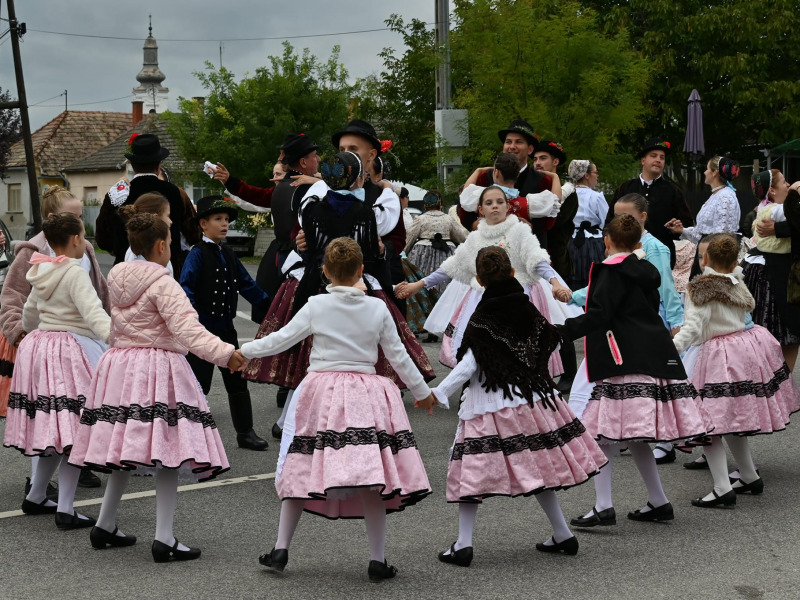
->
[733, 477, 764, 495]
[570, 507, 616, 528]
[21, 498, 57, 515]
[437, 543, 473, 567]
[691, 489, 736, 508]
[259, 547, 288, 572]
[683, 455, 709, 470]
[627, 501, 674, 522]
[236, 429, 269, 451]
[535, 536, 579, 555]
[271, 423, 283, 441]
[654, 447, 676, 465]
[24, 477, 59, 502]
[55, 511, 97, 530]
[151, 539, 201, 563]
[90, 526, 137, 549]
[368, 559, 398, 582]
[78, 468, 101, 488]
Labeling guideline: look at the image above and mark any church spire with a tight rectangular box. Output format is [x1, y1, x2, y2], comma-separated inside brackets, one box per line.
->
[133, 17, 169, 114]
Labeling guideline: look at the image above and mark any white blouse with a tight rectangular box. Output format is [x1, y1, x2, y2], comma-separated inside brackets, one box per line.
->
[571, 187, 608, 239]
[680, 187, 740, 244]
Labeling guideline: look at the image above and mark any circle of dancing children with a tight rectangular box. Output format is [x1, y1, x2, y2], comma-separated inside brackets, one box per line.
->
[396, 185, 572, 374]
[243, 151, 434, 439]
[3, 212, 111, 529]
[673, 233, 800, 507]
[0, 186, 109, 499]
[430, 246, 607, 566]
[558, 214, 712, 527]
[68, 212, 247, 562]
[240, 237, 436, 582]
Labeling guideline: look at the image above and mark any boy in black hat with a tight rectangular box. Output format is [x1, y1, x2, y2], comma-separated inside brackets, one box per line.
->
[180, 195, 271, 451]
[611, 137, 693, 269]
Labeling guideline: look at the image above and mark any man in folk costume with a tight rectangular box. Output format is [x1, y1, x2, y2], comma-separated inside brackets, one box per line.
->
[612, 137, 693, 268]
[458, 119, 560, 247]
[331, 119, 406, 313]
[534, 140, 579, 394]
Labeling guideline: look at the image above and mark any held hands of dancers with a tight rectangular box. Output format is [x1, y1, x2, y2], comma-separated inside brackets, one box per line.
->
[295, 230, 307, 252]
[290, 174, 322, 187]
[664, 218, 684, 234]
[414, 392, 437, 415]
[551, 281, 572, 303]
[227, 350, 248, 372]
[394, 280, 425, 299]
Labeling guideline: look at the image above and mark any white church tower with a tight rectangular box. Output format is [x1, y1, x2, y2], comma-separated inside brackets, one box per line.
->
[132, 17, 169, 114]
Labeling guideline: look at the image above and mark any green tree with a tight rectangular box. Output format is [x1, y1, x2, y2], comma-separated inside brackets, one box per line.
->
[449, 0, 652, 187]
[351, 16, 439, 187]
[163, 42, 353, 188]
[584, 0, 800, 162]
[0, 87, 22, 180]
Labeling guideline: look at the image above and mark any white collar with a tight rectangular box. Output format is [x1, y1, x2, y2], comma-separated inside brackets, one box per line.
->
[639, 174, 662, 186]
[202, 235, 221, 246]
[132, 173, 158, 180]
[519, 164, 528, 174]
[702, 265, 744, 285]
[325, 284, 365, 302]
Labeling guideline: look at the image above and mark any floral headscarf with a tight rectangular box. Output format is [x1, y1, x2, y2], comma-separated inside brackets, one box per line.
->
[568, 160, 591, 182]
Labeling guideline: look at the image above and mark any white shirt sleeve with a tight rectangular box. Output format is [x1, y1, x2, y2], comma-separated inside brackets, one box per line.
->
[68, 268, 112, 343]
[241, 302, 313, 359]
[526, 190, 561, 218]
[430, 348, 479, 409]
[459, 184, 483, 213]
[372, 187, 402, 237]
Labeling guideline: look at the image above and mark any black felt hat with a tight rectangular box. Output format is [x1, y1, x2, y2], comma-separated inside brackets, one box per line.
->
[535, 140, 567, 164]
[124, 133, 169, 163]
[281, 133, 319, 165]
[196, 195, 238, 223]
[637, 137, 672, 159]
[331, 119, 382, 154]
[497, 119, 538, 147]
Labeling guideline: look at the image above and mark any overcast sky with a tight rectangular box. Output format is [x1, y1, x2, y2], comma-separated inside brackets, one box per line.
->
[0, 1, 434, 131]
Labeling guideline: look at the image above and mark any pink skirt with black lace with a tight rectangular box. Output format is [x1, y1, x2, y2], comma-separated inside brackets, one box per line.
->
[276, 371, 431, 518]
[447, 397, 607, 503]
[3, 330, 91, 456]
[582, 374, 713, 443]
[243, 278, 435, 389]
[689, 326, 800, 438]
[68, 347, 229, 482]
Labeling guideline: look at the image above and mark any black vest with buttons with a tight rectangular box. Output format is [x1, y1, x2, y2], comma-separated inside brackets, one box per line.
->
[193, 241, 239, 323]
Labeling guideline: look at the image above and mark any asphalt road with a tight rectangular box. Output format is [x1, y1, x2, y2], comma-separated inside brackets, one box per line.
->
[0, 252, 798, 599]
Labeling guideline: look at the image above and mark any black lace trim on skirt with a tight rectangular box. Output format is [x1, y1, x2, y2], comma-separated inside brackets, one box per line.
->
[80, 402, 217, 429]
[288, 427, 417, 455]
[701, 363, 791, 399]
[451, 417, 586, 461]
[0, 358, 14, 379]
[8, 393, 85, 418]
[591, 381, 698, 402]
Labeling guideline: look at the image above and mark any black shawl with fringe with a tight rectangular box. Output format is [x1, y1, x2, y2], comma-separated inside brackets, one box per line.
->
[456, 278, 563, 409]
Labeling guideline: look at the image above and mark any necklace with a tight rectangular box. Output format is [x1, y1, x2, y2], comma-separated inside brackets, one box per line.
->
[710, 184, 725, 194]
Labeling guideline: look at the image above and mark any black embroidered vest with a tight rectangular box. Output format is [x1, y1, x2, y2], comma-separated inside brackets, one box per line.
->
[193, 241, 240, 321]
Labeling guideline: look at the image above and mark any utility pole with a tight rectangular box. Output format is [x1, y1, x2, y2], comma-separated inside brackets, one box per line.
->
[0, 0, 41, 232]
[64, 89, 67, 112]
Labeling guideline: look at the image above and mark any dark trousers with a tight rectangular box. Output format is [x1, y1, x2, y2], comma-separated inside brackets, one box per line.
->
[186, 326, 254, 434]
[559, 338, 578, 381]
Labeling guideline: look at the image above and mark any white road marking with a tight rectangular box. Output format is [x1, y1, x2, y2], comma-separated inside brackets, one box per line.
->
[0, 472, 276, 520]
[235, 311, 252, 321]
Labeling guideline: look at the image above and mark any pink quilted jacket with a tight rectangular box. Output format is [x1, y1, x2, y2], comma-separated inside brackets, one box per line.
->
[108, 260, 234, 366]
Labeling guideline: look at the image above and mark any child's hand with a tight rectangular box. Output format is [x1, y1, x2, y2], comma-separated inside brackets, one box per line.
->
[290, 174, 321, 187]
[551, 282, 572, 303]
[227, 350, 248, 372]
[665, 218, 684, 234]
[414, 393, 436, 415]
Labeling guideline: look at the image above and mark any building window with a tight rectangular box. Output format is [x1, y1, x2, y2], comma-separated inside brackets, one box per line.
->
[8, 184, 21, 212]
[192, 183, 209, 203]
[84, 187, 98, 205]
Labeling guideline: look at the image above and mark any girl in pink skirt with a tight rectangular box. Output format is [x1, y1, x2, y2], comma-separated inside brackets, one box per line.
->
[431, 246, 607, 566]
[3, 213, 111, 530]
[241, 237, 436, 582]
[68, 213, 247, 562]
[559, 215, 712, 527]
[674, 233, 800, 507]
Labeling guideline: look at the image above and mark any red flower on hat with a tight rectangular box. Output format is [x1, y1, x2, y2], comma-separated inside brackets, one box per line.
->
[664, 141, 671, 149]
[549, 142, 563, 150]
[381, 140, 393, 153]
[128, 133, 140, 146]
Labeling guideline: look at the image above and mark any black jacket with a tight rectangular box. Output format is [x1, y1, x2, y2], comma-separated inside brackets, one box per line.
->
[560, 254, 686, 382]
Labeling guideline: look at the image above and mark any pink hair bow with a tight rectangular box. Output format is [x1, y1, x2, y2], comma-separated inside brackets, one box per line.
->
[29, 252, 69, 265]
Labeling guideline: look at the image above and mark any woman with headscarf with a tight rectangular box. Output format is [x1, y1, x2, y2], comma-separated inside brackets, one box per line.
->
[567, 160, 607, 289]
[405, 190, 467, 292]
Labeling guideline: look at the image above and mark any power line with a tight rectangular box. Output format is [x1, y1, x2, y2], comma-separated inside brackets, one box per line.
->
[28, 91, 64, 107]
[26, 23, 435, 43]
[29, 94, 131, 108]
